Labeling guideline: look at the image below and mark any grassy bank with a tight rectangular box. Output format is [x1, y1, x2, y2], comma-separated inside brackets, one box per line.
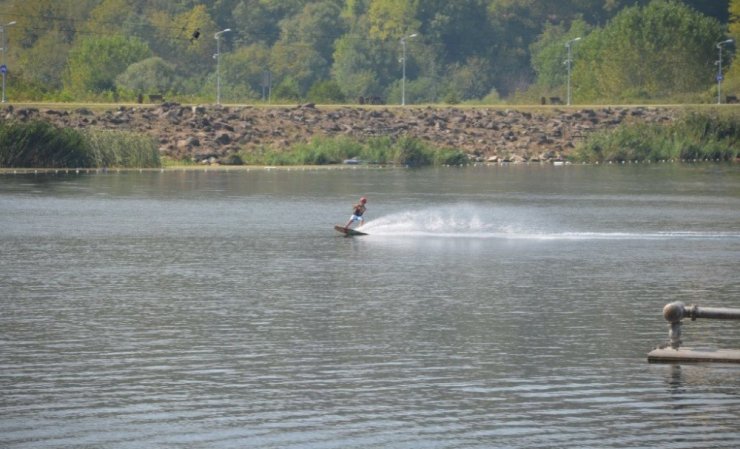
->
[0, 119, 466, 169]
[237, 136, 469, 167]
[0, 120, 160, 168]
[573, 111, 739, 163]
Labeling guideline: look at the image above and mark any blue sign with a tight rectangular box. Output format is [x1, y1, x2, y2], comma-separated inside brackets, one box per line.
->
[0, 64, 6, 74]
[717, 74, 724, 82]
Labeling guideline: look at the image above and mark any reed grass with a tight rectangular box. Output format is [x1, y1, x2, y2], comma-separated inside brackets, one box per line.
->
[84, 129, 160, 168]
[0, 120, 160, 168]
[239, 135, 469, 167]
[574, 112, 739, 163]
[0, 121, 89, 168]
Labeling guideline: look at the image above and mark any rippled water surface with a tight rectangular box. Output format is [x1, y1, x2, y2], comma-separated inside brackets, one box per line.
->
[1, 165, 739, 448]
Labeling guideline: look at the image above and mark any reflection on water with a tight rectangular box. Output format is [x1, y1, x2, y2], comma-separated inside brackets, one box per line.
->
[1, 165, 739, 449]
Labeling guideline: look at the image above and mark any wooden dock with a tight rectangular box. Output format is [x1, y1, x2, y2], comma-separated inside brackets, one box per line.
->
[648, 347, 740, 363]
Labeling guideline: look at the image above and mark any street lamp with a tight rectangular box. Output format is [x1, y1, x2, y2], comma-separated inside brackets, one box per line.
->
[400, 33, 417, 106]
[716, 39, 733, 105]
[1, 20, 16, 103]
[565, 37, 581, 106]
[214, 28, 231, 105]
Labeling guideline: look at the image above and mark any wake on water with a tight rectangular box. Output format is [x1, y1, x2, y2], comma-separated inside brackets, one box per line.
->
[356, 205, 738, 241]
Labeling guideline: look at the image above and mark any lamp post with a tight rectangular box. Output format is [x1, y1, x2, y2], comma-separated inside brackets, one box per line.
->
[716, 39, 733, 105]
[565, 37, 581, 106]
[400, 33, 417, 106]
[1, 20, 16, 103]
[214, 28, 231, 105]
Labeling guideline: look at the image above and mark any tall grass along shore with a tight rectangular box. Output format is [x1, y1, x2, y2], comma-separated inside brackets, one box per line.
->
[0, 120, 159, 168]
[237, 136, 469, 167]
[1, 110, 737, 169]
[574, 111, 739, 163]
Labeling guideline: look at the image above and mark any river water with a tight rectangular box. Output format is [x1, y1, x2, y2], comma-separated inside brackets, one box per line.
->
[1, 164, 739, 449]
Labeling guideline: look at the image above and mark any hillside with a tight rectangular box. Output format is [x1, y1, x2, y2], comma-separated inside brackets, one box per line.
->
[0, 1, 734, 105]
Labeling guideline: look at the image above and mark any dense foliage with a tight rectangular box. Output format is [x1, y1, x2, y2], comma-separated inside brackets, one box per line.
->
[0, 0, 735, 104]
[573, 112, 740, 162]
[0, 121, 160, 168]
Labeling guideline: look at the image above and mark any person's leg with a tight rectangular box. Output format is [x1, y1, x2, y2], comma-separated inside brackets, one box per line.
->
[344, 215, 356, 229]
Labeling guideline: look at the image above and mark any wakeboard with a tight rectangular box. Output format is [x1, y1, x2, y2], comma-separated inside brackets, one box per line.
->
[334, 225, 368, 236]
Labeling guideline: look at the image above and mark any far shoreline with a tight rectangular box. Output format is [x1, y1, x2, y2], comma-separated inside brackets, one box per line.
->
[1, 158, 735, 176]
[2, 101, 738, 166]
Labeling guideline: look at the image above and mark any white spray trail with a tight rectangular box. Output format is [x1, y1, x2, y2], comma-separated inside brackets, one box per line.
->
[357, 204, 739, 241]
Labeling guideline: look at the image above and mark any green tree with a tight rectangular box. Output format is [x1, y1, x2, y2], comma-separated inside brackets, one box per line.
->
[573, 0, 725, 102]
[443, 57, 496, 101]
[277, 0, 346, 62]
[6, 0, 98, 49]
[219, 43, 272, 101]
[115, 57, 178, 94]
[82, 0, 132, 36]
[270, 42, 327, 96]
[367, 0, 420, 40]
[385, 76, 440, 104]
[530, 18, 590, 89]
[332, 28, 397, 99]
[731, 0, 740, 40]
[64, 35, 152, 97]
[307, 79, 346, 103]
[0, 0, 733, 102]
[3, 0, 96, 96]
[16, 30, 70, 91]
[342, 0, 372, 23]
[682, 0, 730, 23]
[725, 0, 740, 92]
[273, 76, 301, 101]
[484, 0, 684, 95]
[417, 0, 493, 65]
[230, 0, 309, 46]
[149, 5, 218, 76]
[269, 1, 346, 95]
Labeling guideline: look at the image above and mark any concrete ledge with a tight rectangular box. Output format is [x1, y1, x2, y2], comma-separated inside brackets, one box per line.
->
[647, 347, 740, 363]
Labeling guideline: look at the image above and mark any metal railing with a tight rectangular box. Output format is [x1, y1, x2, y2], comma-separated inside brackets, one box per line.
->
[661, 301, 740, 350]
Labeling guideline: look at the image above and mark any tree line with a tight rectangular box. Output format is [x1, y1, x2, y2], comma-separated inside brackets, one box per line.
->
[0, 0, 736, 105]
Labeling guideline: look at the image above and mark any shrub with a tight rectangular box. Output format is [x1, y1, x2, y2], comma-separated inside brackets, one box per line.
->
[389, 136, 432, 167]
[574, 112, 739, 162]
[306, 80, 346, 104]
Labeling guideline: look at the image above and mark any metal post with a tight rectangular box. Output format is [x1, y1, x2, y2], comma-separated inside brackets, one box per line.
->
[1, 26, 5, 104]
[214, 28, 231, 105]
[716, 39, 734, 105]
[663, 302, 684, 349]
[565, 37, 581, 106]
[216, 35, 221, 105]
[401, 38, 405, 106]
[668, 321, 682, 350]
[400, 33, 416, 106]
[1, 21, 16, 103]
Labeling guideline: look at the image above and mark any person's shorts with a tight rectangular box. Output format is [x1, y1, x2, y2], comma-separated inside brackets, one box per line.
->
[348, 215, 363, 223]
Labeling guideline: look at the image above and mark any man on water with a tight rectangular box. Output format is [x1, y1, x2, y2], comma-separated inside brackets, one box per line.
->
[344, 197, 367, 229]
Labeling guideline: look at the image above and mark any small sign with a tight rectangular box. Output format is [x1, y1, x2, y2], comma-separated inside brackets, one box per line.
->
[0, 64, 6, 74]
[717, 74, 724, 82]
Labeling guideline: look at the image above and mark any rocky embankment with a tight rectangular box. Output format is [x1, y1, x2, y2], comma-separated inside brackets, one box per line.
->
[2, 103, 676, 163]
